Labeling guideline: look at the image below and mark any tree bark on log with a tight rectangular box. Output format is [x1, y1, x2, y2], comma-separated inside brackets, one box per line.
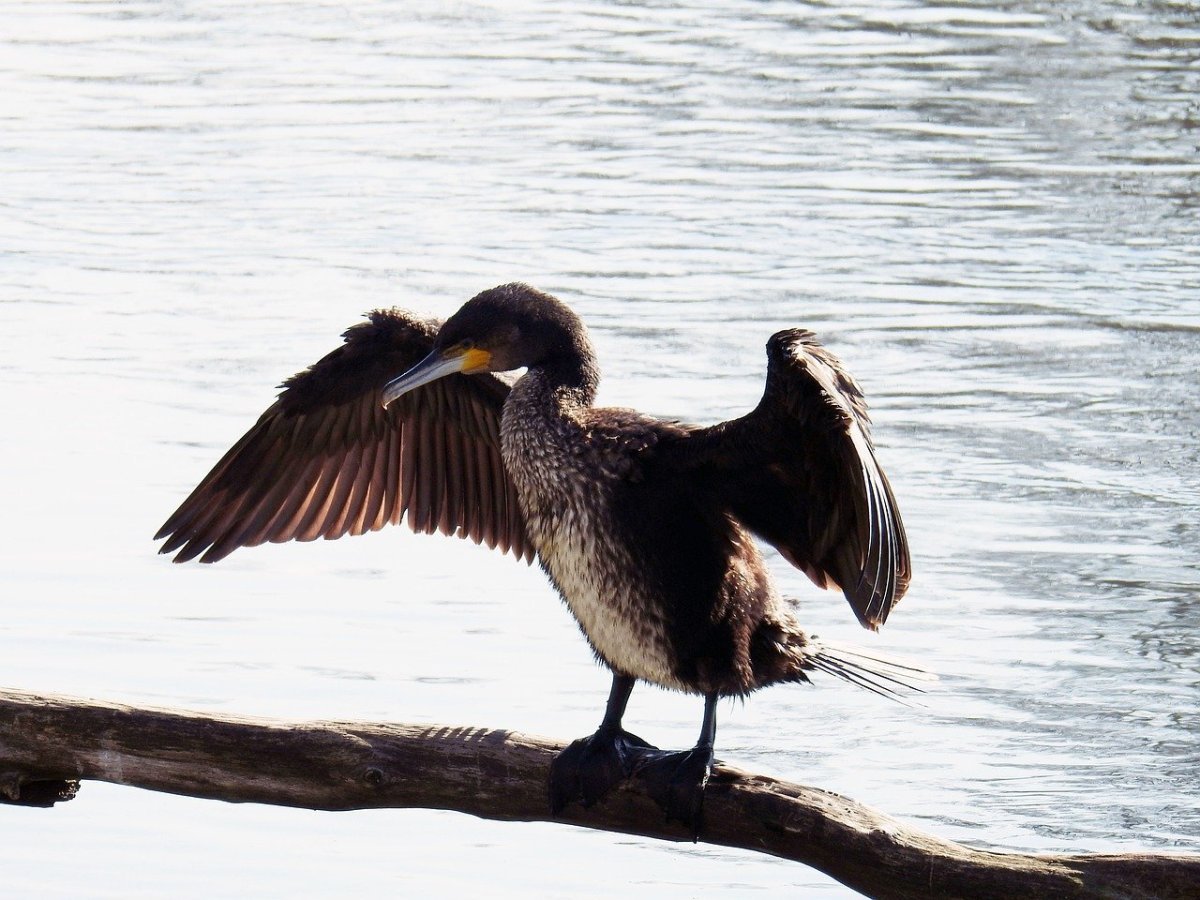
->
[0, 688, 1195, 899]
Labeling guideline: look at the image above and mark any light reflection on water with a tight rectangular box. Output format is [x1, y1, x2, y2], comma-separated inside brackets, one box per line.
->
[1, 1, 1197, 896]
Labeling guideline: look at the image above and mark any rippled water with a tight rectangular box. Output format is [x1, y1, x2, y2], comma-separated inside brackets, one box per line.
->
[2, 2, 1197, 897]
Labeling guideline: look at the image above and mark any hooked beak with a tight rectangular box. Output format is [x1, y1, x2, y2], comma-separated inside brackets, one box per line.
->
[381, 346, 492, 407]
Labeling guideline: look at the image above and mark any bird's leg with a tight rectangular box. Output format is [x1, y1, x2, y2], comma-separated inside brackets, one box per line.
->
[549, 672, 658, 814]
[631, 692, 718, 837]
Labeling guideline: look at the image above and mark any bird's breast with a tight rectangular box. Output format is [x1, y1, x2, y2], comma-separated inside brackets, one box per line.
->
[499, 401, 684, 690]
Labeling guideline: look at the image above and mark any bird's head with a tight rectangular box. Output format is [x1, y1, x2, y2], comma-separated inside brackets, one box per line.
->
[381, 283, 590, 407]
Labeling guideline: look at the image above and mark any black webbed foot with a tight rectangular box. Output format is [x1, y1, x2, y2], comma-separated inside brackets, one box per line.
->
[549, 726, 658, 814]
[631, 744, 716, 837]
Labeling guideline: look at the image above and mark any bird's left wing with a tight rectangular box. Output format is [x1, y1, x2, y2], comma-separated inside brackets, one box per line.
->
[155, 309, 532, 564]
[658, 328, 910, 630]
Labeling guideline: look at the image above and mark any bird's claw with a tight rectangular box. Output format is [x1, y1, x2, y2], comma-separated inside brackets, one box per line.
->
[631, 745, 715, 838]
[549, 726, 657, 813]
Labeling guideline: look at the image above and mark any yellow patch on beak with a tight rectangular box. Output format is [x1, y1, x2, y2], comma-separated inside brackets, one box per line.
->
[459, 346, 492, 373]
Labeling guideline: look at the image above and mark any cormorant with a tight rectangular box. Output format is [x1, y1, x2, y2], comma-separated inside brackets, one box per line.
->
[156, 283, 916, 831]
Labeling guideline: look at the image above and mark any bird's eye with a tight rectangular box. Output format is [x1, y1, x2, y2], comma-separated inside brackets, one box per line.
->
[458, 339, 476, 351]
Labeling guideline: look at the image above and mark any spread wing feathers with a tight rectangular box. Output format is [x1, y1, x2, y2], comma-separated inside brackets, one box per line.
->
[155, 309, 533, 565]
[662, 328, 910, 630]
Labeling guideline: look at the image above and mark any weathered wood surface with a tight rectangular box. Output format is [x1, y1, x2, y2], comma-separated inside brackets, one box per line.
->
[1, 688, 1196, 899]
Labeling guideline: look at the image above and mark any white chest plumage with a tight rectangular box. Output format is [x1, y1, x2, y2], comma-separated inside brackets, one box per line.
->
[499, 381, 683, 691]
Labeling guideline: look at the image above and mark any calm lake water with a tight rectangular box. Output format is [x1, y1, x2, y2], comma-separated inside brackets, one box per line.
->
[2, 1, 1197, 896]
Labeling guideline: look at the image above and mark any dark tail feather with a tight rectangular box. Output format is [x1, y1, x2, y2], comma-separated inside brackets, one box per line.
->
[808, 639, 935, 704]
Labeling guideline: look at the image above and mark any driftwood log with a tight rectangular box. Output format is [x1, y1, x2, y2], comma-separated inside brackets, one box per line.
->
[0, 688, 1196, 899]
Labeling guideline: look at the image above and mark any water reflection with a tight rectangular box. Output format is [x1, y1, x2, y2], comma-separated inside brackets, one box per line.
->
[1, 0, 1197, 896]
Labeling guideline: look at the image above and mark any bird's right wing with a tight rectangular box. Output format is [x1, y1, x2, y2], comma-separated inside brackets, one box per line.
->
[155, 309, 532, 564]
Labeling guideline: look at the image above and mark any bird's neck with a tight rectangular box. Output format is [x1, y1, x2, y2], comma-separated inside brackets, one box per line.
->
[526, 322, 600, 408]
[502, 350, 598, 481]
[534, 352, 599, 409]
